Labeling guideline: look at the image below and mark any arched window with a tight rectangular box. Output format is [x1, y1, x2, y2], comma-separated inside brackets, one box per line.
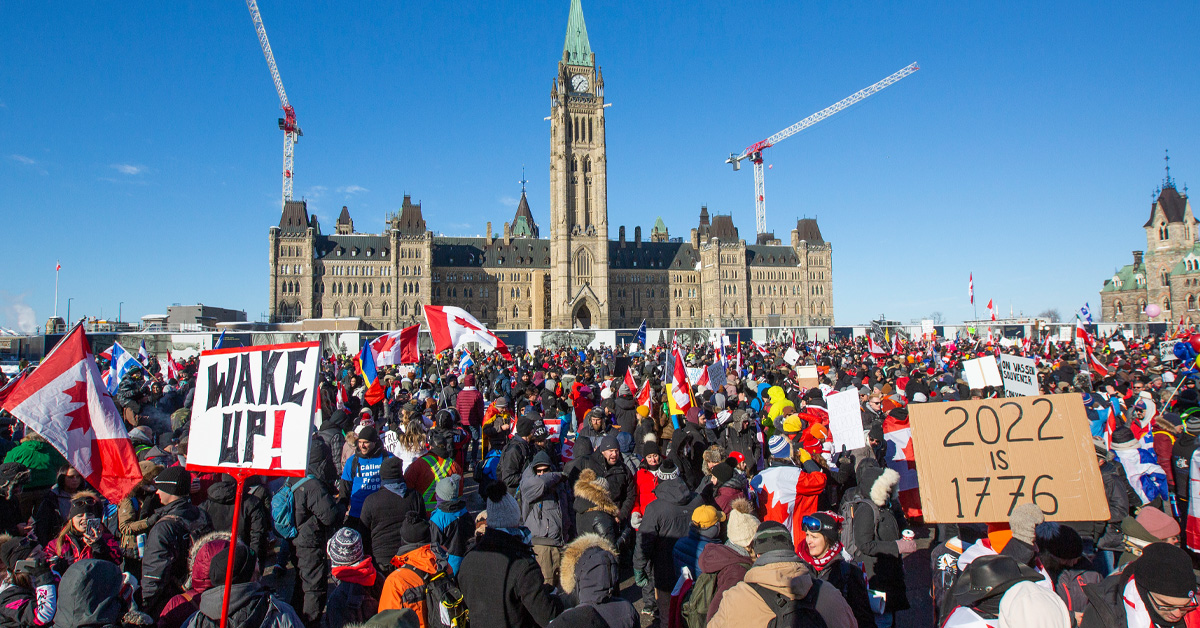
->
[512, 305, 519, 318]
[382, 302, 389, 317]
[1115, 301, 1123, 315]
[363, 303, 371, 317]
[575, 248, 593, 279]
[676, 305, 681, 317]
[481, 306, 488, 318]
[400, 302, 408, 316]
[333, 302, 341, 317]
[689, 305, 695, 317]
[349, 302, 356, 317]
[620, 306, 625, 318]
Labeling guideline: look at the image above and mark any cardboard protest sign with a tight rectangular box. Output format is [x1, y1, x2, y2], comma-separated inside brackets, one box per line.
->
[1160, 341, 1179, 362]
[908, 394, 1107, 523]
[796, 365, 819, 388]
[706, 363, 727, 389]
[998, 354, 1039, 397]
[825, 390, 866, 451]
[686, 367, 705, 384]
[783, 347, 800, 366]
[187, 342, 319, 476]
[1109, 341, 1126, 352]
[921, 320, 935, 337]
[962, 356, 1003, 390]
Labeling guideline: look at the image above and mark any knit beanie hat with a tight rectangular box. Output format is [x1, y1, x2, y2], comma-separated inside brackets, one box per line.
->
[597, 434, 620, 454]
[726, 500, 760, 549]
[435, 474, 461, 504]
[711, 461, 735, 486]
[691, 505, 725, 530]
[401, 511, 432, 545]
[752, 521, 795, 556]
[1034, 522, 1083, 561]
[211, 543, 255, 584]
[1135, 506, 1181, 540]
[636, 405, 650, 417]
[1131, 542, 1199, 598]
[768, 435, 792, 459]
[327, 527, 364, 567]
[655, 459, 680, 481]
[619, 383, 630, 396]
[380, 457, 404, 481]
[68, 494, 102, 519]
[155, 466, 191, 497]
[485, 483, 522, 530]
[641, 441, 660, 459]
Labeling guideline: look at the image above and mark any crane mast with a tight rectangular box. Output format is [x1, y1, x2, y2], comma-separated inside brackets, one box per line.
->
[246, 0, 302, 208]
[727, 62, 918, 238]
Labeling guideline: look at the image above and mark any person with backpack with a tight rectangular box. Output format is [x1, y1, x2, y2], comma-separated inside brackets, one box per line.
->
[200, 475, 270, 568]
[941, 554, 1065, 628]
[500, 414, 548, 495]
[378, 512, 450, 628]
[114, 460, 162, 575]
[843, 462, 913, 625]
[459, 483, 563, 628]
[181, 543, 305, 628]
[404, 432, 462, 513]
[339, 426, 390, 524]
[1035, 522, 1100, 625]
[633, 461, 702, 627]
[546, 534, 638, 628]
[520, 450, 570, 587]
[672, 505, 723, 579]
[142, 466, 214, 615]
[708, 521, 856, 628]
[282, 445, 344, 627]
[324, 528, 379, 628]
[689, 499, 758, 628]
[798, 512, 876, 628]
[428, 475, 471, 577]
[360, 457, 427, 577]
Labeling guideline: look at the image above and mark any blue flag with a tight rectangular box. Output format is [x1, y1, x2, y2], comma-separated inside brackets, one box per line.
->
[214, 329, 226, 349]
[635, 319, 647, 346]
[1080, 303, 1093, 324]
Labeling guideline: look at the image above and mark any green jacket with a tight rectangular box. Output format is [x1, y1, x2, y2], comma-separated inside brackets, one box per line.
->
[4, 440, 67, 489]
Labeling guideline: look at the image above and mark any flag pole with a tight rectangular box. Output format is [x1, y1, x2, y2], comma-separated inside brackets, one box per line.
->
[218, 470, 249, 628]
[53, 261, 60, 318]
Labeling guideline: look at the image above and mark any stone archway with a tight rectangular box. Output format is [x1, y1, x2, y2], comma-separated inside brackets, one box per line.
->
[573, 302, 592, 329]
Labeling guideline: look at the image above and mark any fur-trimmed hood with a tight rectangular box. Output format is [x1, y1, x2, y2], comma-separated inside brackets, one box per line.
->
[185, 531, 232, 591]
[560, 533, 618, 604]
[574, 468, 618, 515]
[857, 464, 900, 507]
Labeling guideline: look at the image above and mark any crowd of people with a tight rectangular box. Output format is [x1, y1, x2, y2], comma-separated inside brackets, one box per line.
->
[0, 328, 1198, 628]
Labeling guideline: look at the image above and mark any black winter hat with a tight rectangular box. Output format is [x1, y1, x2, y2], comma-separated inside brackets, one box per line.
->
[641, 441, 660, 459]
[380, 456, 404, 481]
[597, 434, 620, 454]
[1034, 522, 1082, 561]
[752, 521, 795, 556]
[210, 543, 255, 585]
[400, 511, 432, 545]
[0, 537, 39, 572]
[710, 461, 735, 486]
[1132, 542, 1199, 598]
[155, 466, 191, 497]
[516, 416, 536, 437]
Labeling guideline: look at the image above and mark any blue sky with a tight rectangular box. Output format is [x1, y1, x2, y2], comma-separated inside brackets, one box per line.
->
[2, 1, 1197, 331]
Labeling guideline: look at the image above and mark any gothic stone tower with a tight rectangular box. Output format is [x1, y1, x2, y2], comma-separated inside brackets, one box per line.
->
[549, 0, 610, 329]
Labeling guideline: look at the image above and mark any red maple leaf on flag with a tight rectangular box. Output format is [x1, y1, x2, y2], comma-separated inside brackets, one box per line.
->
[453, 316, 483, 332]
[63, 380, 93, 434]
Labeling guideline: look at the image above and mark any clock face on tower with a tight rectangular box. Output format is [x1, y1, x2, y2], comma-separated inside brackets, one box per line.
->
[571, 74, 589, 92]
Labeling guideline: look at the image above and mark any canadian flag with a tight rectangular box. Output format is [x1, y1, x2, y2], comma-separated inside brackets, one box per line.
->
[423, 306, 511, 359]
[868, 336, 888, 357]
[751, 341, 769, 357]
[372, 324, 420, 366]
[623, 368, 638, 396]
[883, 413, 923, 521]
[0, 326, 141, 503]
[668, 344, 694, 414]
[891, 334, 902, 355]
[695, 364, 710, 389]
[987, 299, 996, 322]
[163, 350, 180, 382]
[636, 379, 653, 407]
[968, 273, 974, 305]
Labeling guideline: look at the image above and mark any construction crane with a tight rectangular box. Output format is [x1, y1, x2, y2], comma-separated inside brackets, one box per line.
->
[246, 0, 302, 208]
[727, 62, 919, 238]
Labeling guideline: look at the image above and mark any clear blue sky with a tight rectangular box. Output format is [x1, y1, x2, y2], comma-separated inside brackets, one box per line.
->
[2, 1, 1197, 331]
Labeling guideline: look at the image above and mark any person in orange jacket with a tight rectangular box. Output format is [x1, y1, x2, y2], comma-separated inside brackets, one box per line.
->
[378, 511, 444, 628]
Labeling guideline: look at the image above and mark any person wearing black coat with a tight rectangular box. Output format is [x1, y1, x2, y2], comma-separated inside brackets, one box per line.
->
[846, 462, 911, 616]
[667, 410, 709, 490]
[612, 389, 639, 435]
[199, 478, 269, 567]
[142, 467, 214, 615]
[547, 534, 638, 628]
[719, 410, 761, 477]
[633, 464, 702, 626]
[573, 409, 615, 462]
[574, 468, 619, 547]
[318, 410, 352, 474]
[579, 436, 637, 523]
[499, 414, 546, 495]
[288, 445, 345, 626]
[359, 457, 426, 575]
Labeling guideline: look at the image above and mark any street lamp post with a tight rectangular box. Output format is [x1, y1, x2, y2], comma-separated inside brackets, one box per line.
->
[66, 298, 73, 327]
[119, 302, 123, 324]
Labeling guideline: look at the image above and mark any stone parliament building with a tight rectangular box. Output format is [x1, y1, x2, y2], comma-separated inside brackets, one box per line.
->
[268, 0, 834, 331]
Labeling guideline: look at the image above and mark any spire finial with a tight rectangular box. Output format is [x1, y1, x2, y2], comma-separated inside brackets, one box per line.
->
[519, 165, 528, 194]
[1165, 149, 1175, 188]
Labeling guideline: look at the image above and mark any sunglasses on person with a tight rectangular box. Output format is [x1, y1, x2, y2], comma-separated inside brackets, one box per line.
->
[1149, 591, 1200, 615]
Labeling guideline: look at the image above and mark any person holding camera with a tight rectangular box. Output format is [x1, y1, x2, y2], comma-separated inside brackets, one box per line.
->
[43, 493, 121, 571]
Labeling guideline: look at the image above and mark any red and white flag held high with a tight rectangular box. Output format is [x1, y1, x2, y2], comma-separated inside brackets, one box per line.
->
[669, 344, 694, 414]
[751, 341, 769, 357]
[891, 334, 902, 355]
[0, 326, 141, 503]
[372, 324, 420, 366]
[868, 336, 888, 357]
[163, 350, 180, 382]
[636, 379, 653, 407]
[623, 368, 638, 396]
[423, 306, 511, 359]
[986, 299, 996, 322]
[968, 273, 974, 305]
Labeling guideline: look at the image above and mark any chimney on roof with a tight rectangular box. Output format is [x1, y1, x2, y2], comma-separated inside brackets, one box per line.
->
[1133, 250, 1144, 266]
[619, 225, 625, 247]
[699, 205, 710, 227]
[634, 226, 642, 248]
[486, 222, 493, 245]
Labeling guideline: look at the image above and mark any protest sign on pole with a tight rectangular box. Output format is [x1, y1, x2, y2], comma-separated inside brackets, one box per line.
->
[921, 319, 935, 339]
[908, 394, 1107, 523]
[706, 363, 727, 389]
[962, 355, 1003, 390]
[1159, 341, 1179, 362]
[825, 390, 866, 451]
[783, 347, 800, 366]
[998, 354, 1039, 397]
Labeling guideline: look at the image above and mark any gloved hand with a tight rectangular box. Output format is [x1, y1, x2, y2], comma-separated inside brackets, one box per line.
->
[634, 569, 648, 588]
[896, 538, 917, 555]
[1008, 503, 1044, 545]
[630, 512, 642, 530]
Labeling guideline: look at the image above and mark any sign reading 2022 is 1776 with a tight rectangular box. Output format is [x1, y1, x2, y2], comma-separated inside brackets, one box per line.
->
[186, 342, 319, 476]
[908, 394, 1107, 523]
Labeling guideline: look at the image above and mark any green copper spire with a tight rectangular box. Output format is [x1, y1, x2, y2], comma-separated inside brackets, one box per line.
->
[563, 0, 593, 66]
[652, 217, 668, 234]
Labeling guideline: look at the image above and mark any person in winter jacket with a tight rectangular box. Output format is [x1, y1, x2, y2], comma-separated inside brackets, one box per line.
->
[799, 511, 876, 628]
[429, 475, 471, 576]
[941, 554, 1063, 628]
[577, 436, 637, 523]
[1116, 506, 1180, 569]
[719, 410, 762, 477]
[142, 467, 214, 615]
[361, 457, 426, 576]
[116, 461, 162, 573]
[845, 462, 912, 618]
[378, 513, 443, 628]
[324, 528, 379, 628]
[4, 432, 65, 519]
[673, 504, 722, 579]
[520, 451, 570, 586]
[0, 463, 31, 538]
[709, 521, 856, 628]
[458, 483, 563, 628]
[613, 385, 640, 436]
[546, 534, 638, 628]
[0, 536, 57, 628]
[318, 410, 352, 474]
[181, 543, 305, 628]
[283, 445, 343, 627]
[707, 460, 747, 514]
[633, 463, 702, 626]
[158, 532, 229, 628]
[1081, 542, 1199, 628]
[668, 409, 710, 490]
[481, 397, 514, 453]
[56, 559, 147, 628]
[500, 414, 548, 495]
[455, 373, 485, 468]
[44, 492, 121, 571]
[403, 431, 462, 512]
[199, 477, 269, 566]
[32, 465, 83, 548]
[696, 499, 758, 624]
[631, 442, 663, 527]
[574, 468, 620, 547]
[340, 426, 390, 521]
[763, 386, 795, 436]
[573, 408, 614, 461]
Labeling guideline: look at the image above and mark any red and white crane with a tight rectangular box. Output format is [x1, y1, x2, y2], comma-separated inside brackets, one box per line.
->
[727, 62, 919, 238]
[246, 0, 302, 208]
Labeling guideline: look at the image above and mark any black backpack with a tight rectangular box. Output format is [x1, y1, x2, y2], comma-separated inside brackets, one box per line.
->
[748, 578, 828, 628]
[401, 564, 469, 628]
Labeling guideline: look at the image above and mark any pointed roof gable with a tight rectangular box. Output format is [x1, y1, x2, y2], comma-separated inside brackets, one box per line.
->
[511, 192, 539, 238]
[563, 0, 593, 66]
[651, 217, 668, 234]
[1144, 184, 1191, 227]
[278, 200, 310, 235]
[337, 206, 352, 225]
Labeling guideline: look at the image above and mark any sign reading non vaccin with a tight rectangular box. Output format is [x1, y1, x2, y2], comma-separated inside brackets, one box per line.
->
[908, 394, 1107, 523]
[998, 354, 1039, 397]
[187, 341, 319, 475]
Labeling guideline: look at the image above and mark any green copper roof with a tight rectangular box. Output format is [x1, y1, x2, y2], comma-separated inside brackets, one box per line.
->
[1101, 262, 1146, 292]
[651, 217, 668, 234]
[1170, 243, 1200, 275]
[563, 0, 593, 66]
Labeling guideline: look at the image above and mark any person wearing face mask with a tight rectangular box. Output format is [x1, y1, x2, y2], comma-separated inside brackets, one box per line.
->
[1081, 542, 1199, 628]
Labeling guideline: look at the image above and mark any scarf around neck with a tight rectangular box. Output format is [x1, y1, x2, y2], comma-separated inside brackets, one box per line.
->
[804, 541, 844, 571]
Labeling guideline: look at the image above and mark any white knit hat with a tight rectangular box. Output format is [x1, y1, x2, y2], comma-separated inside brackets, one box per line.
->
[727, 504, 760, 549]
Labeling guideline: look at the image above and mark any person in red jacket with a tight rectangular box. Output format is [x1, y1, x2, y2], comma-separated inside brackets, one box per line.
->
[569, 383, 594, 434]
[455, 373, 485, 470]
[632, 442, 663, 527]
